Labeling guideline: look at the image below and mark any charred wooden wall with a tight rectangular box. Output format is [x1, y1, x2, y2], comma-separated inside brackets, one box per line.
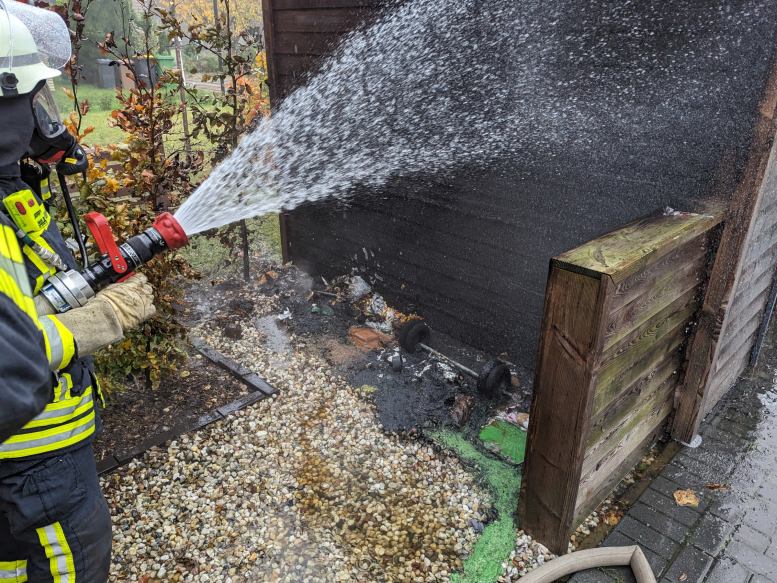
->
[262, 0, 777, 370]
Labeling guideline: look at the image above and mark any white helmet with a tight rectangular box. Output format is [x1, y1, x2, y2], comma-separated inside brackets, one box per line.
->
[0, 1, 71, 96]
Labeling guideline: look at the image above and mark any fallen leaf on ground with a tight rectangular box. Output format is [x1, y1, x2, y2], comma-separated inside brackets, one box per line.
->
[604, 510, 622, 526]
[705, 482, 730, 491]
[450, 394, 475, 427]
[673, 489, 700, 507]
[679, 573, 688, 581]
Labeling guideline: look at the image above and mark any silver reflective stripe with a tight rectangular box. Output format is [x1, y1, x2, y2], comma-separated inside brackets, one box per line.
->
[0, 53, 42, 67]
[25, 390, 93, 423]
[0, 411, 95, 454]
[0, 560, 26, 582]
[38, 524, 72, 583]
[0, 253, 32, 297]
[38, 316, 64, 369]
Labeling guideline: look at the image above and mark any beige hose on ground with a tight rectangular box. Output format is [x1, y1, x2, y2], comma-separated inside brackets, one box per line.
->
[518, 545, 656, 583]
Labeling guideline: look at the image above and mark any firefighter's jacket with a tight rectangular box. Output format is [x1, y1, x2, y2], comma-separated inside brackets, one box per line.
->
[0, 174, 100, 466]
[0, 216, 57, 442]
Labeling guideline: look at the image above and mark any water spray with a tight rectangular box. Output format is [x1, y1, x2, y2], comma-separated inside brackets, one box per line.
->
[39, 212, 188, 313]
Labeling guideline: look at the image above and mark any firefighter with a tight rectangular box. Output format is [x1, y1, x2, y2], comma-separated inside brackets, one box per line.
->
[0, 3, 157, 581]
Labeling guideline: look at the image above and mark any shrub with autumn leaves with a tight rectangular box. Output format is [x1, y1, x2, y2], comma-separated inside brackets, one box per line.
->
[45, 0, 270, 392]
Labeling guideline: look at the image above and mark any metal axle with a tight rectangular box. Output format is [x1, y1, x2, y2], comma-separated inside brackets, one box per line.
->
[418, 342, 479, 378]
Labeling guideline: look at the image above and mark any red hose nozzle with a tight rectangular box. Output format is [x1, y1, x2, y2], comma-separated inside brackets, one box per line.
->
[152, 212, 188, 250]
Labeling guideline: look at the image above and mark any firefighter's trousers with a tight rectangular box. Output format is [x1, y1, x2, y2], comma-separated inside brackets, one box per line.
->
[0, 445, 111, 582]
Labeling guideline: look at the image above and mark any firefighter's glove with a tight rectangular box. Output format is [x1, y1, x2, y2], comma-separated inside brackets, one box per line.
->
[93, 273, 156, 331]
[55, 273, 156, 357]
[56, 142, 89, 176]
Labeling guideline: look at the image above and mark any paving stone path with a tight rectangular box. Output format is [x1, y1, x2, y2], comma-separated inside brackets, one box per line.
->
[571, 327, 777, 583]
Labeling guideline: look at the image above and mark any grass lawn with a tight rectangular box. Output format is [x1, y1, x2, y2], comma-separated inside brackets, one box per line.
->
[52, 79, 124, 146]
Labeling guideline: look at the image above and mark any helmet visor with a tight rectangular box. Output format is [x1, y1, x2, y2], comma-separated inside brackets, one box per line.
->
[32, 84, 65, 139]
[1, 0, 72, 70]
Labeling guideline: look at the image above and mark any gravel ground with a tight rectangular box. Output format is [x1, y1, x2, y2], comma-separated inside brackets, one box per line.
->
[104, 307, 491, 582]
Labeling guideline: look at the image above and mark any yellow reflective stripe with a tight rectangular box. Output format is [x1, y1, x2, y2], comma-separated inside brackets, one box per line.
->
[0, 225, 24, 263]
[36, 522, 75, 583]
[40, 178, 51, 201]
[0, 269, 37, 322]
[39, 315, 76, 370]
[0, 419, 96, 459]
[0, 271, 26, 316]
[0, 225, 36, 316]
[3, 409, 95, 444]
[22, 391, 93, 429]
[94, 375, 106, 408]
[38, 316, 62, 370]
[22, 246, 55, 295]
[0, 411, 96, 458]
[47, 384, 87, 411]
[0, 560, 27, 583]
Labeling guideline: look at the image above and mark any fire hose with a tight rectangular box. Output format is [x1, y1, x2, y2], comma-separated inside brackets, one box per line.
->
[37, 211, 188, 314]
[519, 546, 656, 583]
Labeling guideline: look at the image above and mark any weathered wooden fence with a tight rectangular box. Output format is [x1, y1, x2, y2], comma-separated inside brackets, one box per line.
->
[672, 70, 777, 441]
[519, 209, 724, 554]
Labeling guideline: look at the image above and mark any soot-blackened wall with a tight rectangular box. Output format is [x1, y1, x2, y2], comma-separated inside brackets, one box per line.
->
[263, 0, 777, 368]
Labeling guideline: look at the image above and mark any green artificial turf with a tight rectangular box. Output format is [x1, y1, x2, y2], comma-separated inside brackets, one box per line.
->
[479, 419, 528, 465]
[430, 429, 522, 583]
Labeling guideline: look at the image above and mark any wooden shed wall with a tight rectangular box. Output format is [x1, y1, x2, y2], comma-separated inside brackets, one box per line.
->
[263, 0, 777, 370]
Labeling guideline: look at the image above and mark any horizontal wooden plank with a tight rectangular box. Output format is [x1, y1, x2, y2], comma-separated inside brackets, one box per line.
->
[587, 352, 679, 449]
[603, 259, 703, 351]
[728, 264, 775, 315]
[602, 288, 697, 365]
[756, 197, 777, 224]
[275, 53, 325, 75]
[272, 0, 383, 9]
[581, 376, 674, 481]
[744, 221, 777, 263]
[609, 231, 708, 313]
[275, 8, 373, 32]
[705, 349, 751, 417]
[575, 402, 671, 519]
[554, 210, 723, 283]
[273, 31, 345, 54]
[594, 315, 689, 416]
[714, 298, 767, 373]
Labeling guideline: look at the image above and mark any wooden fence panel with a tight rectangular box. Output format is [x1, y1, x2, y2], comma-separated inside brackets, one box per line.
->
[672, 64, 777, 441]
[520, 209, 723, 554]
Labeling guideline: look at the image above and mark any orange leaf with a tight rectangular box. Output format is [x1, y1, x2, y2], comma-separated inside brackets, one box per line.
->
[673, 489, 699, 508]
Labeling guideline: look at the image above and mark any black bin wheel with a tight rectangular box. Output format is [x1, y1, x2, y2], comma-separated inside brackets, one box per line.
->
[477, 360, 511, 397]
[398, 320, 431, 352]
